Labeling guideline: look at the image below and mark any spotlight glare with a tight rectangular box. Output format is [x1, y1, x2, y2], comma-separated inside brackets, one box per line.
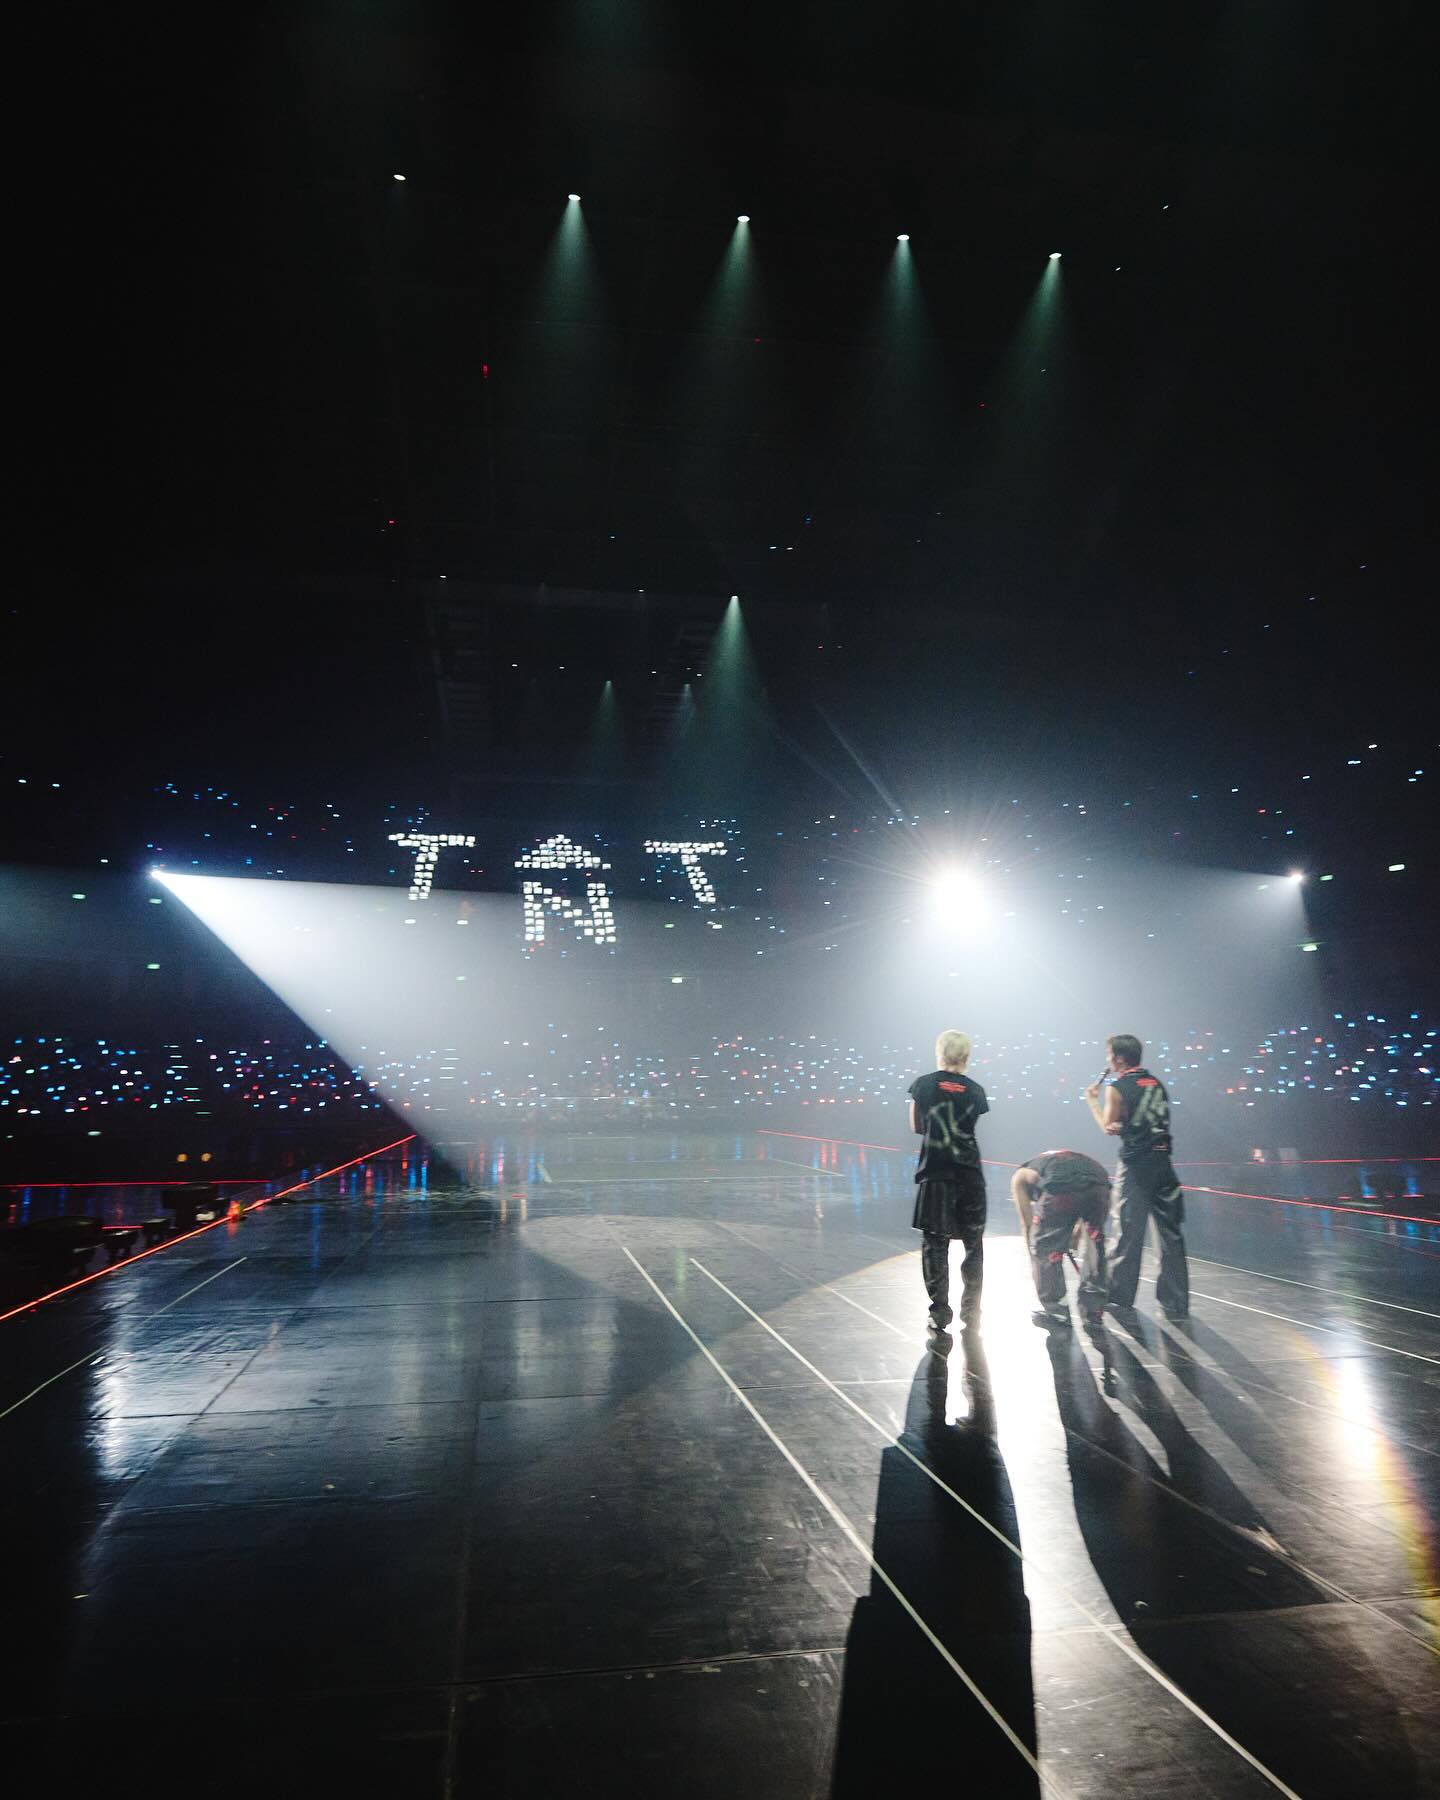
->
[567, 192, 580, 202]
[1288, 870, 1306, 884]
[897, 233, 909, 243]
[392, 173, 406, 182]
[1049, 251, 1061, 260]
[931, 867, 989, 931]
[737, 214, 750, 223]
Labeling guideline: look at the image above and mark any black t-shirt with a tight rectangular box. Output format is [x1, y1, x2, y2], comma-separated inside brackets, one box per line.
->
[908, 1070, 988, 1180]
[1022, 1149, 1111, 1205]
[1112, 1067, 1173, 1157]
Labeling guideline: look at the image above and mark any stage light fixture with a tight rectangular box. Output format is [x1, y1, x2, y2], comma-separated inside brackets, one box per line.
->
[1288, 870, 1306, 884]
[737, 214, 750, 223]
[567, 192, 580, 202]
[1049, 251, 1061, 260]
[393, 173, 406, 182]
[897, 233, 909, 243]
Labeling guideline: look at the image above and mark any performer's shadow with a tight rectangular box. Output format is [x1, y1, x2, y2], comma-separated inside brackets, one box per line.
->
[1046, 1323, 1422, 1796]
[830, 1336, 1039, 1797]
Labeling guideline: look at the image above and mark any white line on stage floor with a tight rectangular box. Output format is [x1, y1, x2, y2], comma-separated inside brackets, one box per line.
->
[529, 1174, 841, 1187]
[1188, 1255, 1440, 1321]
[716, 1221, 1440, 1463]
[695, 1242, 1440, 1656]
[1146, 1280, 1440, 1366]
[0, 1257, 249, 1422]
[679, 1251, 1305, 1796]
[755, 1155, 846, 1177]
[618, 1243, 1066, 1799]
[714, 1221, 915, 1338]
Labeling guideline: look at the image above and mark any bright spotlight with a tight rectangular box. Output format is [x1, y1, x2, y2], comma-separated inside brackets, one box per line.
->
[1049, 251, 1061, 260]
[567, 192, 581, 202]
[1288, 870, 1306, 884]
[897, 233, 910, 243]
[931, 868, 989, 930]
[392, 173, 406, 183]
[737, 214, 750, 224]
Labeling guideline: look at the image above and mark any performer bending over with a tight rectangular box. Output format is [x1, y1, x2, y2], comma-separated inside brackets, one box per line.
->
[1085, 1034, 1190, 1320]
[909, 1030, 989, 1336]
[1011, 1149, 1110, 1328]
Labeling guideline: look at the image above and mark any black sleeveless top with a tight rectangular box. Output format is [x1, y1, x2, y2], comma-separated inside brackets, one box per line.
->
[1112, 1067, 1173, 1156]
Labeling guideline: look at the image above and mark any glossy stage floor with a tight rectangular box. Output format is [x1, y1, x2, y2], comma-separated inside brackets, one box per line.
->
[3, 1132, 1437, 1797]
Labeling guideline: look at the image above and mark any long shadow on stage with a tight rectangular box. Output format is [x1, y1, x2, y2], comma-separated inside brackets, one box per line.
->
[830, 1337, 1039, 1798]
[1046, 1321, 1426, 1798]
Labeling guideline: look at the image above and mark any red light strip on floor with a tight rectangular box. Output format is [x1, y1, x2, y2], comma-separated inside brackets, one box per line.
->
[0, 1134, 417, 1328]
[1185, 1185, 1437, 1227]
[1, 1178, 266, 1190]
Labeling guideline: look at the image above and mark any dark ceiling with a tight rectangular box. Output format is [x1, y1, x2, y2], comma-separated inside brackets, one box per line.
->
[8, 2, 1432, 801]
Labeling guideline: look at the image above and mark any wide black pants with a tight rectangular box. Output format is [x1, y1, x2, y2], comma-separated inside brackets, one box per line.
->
[914, 1172, 986, 1327]
[1108, 1149, 1189, 1314]
[1029, 1193, 1107, 1313]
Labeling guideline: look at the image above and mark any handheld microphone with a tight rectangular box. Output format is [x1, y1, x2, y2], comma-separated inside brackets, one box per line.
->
[1094, 1069, 1110, 1088]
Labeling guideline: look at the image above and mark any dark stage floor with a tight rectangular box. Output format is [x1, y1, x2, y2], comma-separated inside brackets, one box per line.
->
[3, 1133, 1437, 1796]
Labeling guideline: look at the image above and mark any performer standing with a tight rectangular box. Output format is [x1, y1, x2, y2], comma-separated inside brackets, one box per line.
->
[1084, 1035, 1190, 1320]
[1011, 1148, 1110, 1327]
[909, 1031, 989, 1336]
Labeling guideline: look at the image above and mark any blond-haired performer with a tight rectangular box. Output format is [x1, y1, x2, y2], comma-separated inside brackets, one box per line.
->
[908, 1030, 989, 1334]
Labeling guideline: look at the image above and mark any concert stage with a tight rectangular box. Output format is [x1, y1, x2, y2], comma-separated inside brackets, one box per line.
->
[3, 1133, 1436, 1796]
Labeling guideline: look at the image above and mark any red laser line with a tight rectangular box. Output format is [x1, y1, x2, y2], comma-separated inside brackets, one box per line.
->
[756, 1130, 1436, 1225]
[1174, 1158, 1440, 1168]
[1276, 1157, 1440, 1165]
[759, 1127, 906, 1154]
[756, 1128, 1021, 1168]
[0, 1134, 416, 1327]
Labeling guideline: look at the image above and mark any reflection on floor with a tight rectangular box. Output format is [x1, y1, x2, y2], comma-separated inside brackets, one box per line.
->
[2, 1133, 1437, 1797]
